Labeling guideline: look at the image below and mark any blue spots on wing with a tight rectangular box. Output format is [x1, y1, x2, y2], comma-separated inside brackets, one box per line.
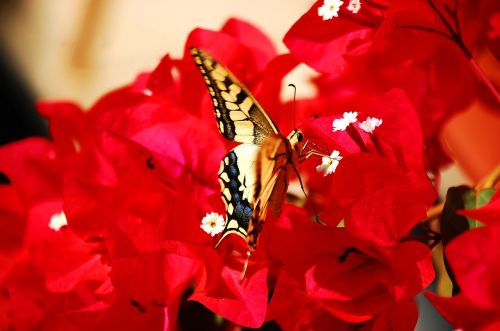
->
[219, 151, 253, 232]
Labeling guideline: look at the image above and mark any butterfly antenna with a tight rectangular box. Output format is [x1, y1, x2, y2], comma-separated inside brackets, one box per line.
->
[288, 83, 297, 129]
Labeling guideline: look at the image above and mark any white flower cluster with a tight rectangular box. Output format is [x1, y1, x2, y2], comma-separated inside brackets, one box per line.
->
[359, 117, 383, 133]
[316, 150, 343, 176]
[333, 111, 358, 131]
[316, 111, 383, 176]
[332, 111, 383, 133]
[318, 0, 362, 20]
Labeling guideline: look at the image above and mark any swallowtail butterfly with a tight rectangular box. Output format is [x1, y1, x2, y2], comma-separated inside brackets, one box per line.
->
[191, 47, 304, 253]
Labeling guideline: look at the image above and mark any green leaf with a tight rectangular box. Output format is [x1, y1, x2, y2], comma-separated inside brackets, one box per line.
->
[439, 186, 496, 295]
[462, 188, 495, 229]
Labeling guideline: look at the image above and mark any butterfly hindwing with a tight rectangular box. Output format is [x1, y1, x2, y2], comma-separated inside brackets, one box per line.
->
[218, 138, 291, 250]
[248, 135, 290, 249]
[217, 144, 260, 243]
[191, 48, 279, 144]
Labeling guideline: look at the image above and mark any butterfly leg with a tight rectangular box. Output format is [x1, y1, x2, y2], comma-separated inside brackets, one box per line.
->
[290, 162, 308, 199]
[299, 140, 330, 161]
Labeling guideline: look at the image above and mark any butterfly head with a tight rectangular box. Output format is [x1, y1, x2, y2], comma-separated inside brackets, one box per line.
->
[287, 129, 305, 156]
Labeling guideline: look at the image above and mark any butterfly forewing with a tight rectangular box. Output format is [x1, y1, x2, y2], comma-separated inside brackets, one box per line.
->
[190, 48, 279, 144]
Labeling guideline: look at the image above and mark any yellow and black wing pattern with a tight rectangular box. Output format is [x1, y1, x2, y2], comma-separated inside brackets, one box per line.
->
[217, 144, 260, 244]
[190, 47, 279, 144]
[191, 47, 303, 252]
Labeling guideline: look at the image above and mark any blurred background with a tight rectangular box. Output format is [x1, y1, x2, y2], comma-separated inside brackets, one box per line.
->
[0, 0, 499, 329]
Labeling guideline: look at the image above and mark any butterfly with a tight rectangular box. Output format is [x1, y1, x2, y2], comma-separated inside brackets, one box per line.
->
[191, 47, 305, 253]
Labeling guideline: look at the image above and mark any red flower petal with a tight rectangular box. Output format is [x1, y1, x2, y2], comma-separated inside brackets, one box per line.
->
[446, 223, 500, 310]
[191, 265, 269, 328]
[284, 0, 375, 74]
[0, 138, 61, 207]
[425, 292, 499, 331]
[458, 191, 500, 225]
[37, 101, 86, 156]
[26, 201, 108, 292]
[346, 185, 427, 246]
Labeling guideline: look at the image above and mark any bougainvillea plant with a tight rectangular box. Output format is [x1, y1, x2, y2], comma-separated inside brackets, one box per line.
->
[0, 0, 499, 330]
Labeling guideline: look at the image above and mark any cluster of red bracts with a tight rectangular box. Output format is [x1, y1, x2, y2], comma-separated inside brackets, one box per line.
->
[1, 0, 499, 329]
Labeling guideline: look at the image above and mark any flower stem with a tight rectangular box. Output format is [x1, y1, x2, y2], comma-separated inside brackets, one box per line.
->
[468, 58, 500, 104]
[476, 165, 500, 191]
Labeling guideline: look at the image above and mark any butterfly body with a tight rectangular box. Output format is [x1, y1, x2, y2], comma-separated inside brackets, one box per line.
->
[191, 47, 303, 252]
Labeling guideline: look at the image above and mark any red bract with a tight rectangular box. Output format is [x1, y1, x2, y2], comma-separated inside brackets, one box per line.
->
[26, 201, 108, 293]
[265, 206, 433, 330]
[268, 272, 355, 330]
[336, 90, 434, 203]
[331, 154, 428, 246]
[0, 136, 110, 330]
[285, 0, 500, 171]
[0, 138, 61, 207]
[58, 18, 309, 329]
[0, 184, 24, 251]
[37, 101, 87, 157]
[426, 194, 500, 330]
[60, 74, 221, 330]
[0, 13, 447, 329]
[0, 138, 63, 254]
[425, 292, 499, 331]
[191, 263, 270, 328]
[458, 191, 500, 225]
[301, 89, 435, 245]
[285, 0, 498, 78]
[447, 224, 500, 310]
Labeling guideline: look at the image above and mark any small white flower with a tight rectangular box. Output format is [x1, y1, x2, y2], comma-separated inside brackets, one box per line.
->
[49, 211, 68, 231]
[316, 150, 343, 176]
[332, 118, 349, 131]
[318, 0, 344, 20]
[200, 212, 226, 236]
[359, 117, 383, 133]
[347, 0, 362, 14]
[332, 111, 358, 131]
[343, 111, 358, 124]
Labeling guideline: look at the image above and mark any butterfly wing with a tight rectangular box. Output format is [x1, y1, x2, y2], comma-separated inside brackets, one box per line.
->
[247, 135, 291, 250]
[218, 137, 292, 251]
[191, 47, 279, 144]
[217, 144, 260, 243]
[191, 48, 302, 251]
